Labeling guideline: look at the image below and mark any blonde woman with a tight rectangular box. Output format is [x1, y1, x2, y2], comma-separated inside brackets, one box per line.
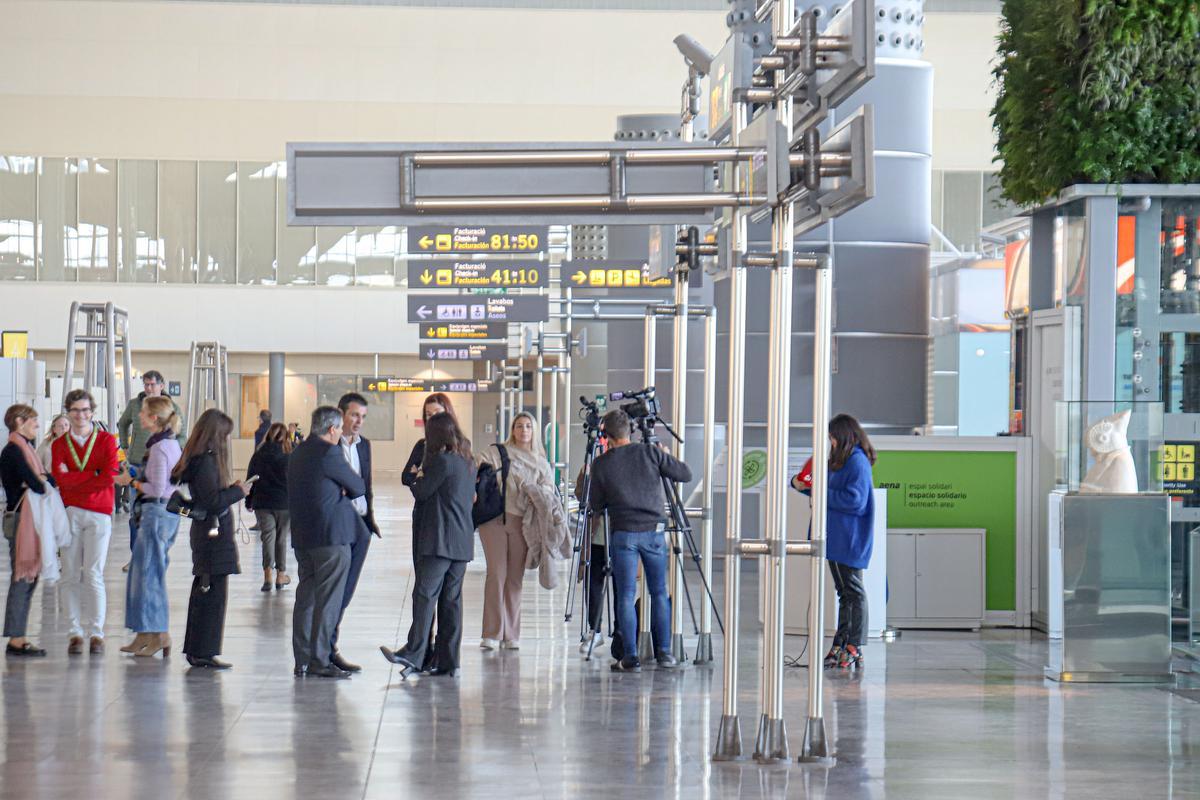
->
[113, 397, 183, 657]
[37, 414, 69, 473]
[476, 412, 558, 650]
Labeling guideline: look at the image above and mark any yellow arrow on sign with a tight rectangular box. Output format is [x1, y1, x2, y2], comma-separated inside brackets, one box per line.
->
[570, 271, 587, 285]
[419, 236, 434, 249]
[420, 269, 433, 285]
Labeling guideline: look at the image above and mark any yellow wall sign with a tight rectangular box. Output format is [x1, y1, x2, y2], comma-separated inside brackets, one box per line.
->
[1161, 442, 1197, 493]
[1, 331, 29, 359]
[562, 260, 673, 290]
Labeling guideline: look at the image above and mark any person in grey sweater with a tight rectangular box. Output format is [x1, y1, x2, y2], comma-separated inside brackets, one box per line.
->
[588, 409, 691, 672]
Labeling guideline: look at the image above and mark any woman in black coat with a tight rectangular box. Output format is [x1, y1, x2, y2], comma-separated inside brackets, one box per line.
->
[381, 412, 475, 678]
[401, 393, 459, 669]
[173, 409, 247, 670]
[246, 423, 293, 592]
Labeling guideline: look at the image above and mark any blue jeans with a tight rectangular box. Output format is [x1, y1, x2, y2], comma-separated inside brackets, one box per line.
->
[125, 502, 181, 633]
[610, 530, 672, 661]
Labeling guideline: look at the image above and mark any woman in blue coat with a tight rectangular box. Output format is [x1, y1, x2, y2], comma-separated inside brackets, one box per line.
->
[792, 413, 876, 669]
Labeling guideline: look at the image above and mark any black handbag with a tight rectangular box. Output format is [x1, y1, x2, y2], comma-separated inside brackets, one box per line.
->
[166, 484, 207, 521]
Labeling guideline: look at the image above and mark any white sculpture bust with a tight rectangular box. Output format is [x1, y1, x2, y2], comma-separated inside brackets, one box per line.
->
[1079, 409, 1139, 494]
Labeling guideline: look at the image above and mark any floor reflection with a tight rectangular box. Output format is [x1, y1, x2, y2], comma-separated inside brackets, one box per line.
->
[0, 478, 1193, 800]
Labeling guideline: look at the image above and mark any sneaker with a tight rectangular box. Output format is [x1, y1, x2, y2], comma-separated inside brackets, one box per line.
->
[655, 650, 682, 670]
[610, 656, 642, 673]
[837, 645, 863, 669]
[500, 640, 520, 650]
[480, 638, 499, 650]
[578, 631, 604, 654]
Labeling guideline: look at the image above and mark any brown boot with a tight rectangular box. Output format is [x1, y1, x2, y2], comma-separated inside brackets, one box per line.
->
[89, 636, 105, 655]
[67, 636, 84, 655]
[121, 633, 152, 654]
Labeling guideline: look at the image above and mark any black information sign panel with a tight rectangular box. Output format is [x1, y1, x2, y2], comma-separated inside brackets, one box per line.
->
[419, 343, 507, 361]
[562, 260, 673, 290]
[362, 377, 500, 394]
[407, 294, 549, 324]
[408, 260, 548, 289]
[418, 322, 507, 341]
[408, 226, 548, 255]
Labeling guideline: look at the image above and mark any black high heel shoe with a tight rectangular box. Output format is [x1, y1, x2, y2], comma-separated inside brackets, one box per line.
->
[426, 665, 460, 677]
[379, 646, 419, 680]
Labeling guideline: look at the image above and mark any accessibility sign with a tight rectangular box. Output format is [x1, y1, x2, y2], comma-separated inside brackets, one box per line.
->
[362, 377, 501, 394]
[407, 294, 549, 324]
[408, 226, 548, 255]
[419, 323, 507, 341]
[562, 260, 673, 290]
[419, 343, 507, 361]
[407, 260, 548, 289]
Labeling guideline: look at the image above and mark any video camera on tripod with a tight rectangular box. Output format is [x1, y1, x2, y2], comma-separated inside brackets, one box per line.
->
[609, 386, 676, 443]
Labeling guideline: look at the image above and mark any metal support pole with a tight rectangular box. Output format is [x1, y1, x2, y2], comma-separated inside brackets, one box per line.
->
[120, 311, 133, 417]
[269, 352, 286, 423]
[547, 357, 558, 462]
[638, 313, 657, 663]
[103, 302, 117, 427]
[185, 342, 198, 429]
[694, 310, 717, 665]
[669, 267, 690, 664]
[499, 359, 509, 436]
[755, 0, 795, 764]
[536, 323, 545, 425]
[713, 96, 750, 763]
[563, 286, 574, 490]
[799, 259, 835, 766]
[62, 301, 80, 410]
[82, 310, 96, 399]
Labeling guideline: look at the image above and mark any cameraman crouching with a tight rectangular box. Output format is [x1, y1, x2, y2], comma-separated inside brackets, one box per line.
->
[589, 409, 692, 672]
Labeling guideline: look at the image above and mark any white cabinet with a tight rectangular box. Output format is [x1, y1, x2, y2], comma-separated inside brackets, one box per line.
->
[887, 528, 985, 630]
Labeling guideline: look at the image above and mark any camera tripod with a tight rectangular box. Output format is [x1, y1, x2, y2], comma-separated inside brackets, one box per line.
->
[634, 415, 724, 664]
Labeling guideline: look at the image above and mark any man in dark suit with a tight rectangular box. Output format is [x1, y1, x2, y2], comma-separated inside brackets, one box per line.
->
[288, 405, 369, 679]
[328, 392, 381, 673]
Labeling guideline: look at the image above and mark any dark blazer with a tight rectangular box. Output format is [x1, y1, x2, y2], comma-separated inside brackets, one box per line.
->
[181, 452, 245, 576]
[288, 435, 368, 551]
[353, 436, 380, 536]
[412, 450, 475, 562]
[245, 441, 289, 511]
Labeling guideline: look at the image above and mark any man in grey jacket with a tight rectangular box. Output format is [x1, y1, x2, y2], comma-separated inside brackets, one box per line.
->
[589, 409, 692, 673]
[288, 406, 369, 679]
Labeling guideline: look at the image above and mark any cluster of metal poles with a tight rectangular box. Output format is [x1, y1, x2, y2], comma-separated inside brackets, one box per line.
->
[62, 301, 134, 428]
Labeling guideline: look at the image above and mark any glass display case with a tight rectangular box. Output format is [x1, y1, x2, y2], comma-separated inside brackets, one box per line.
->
[1055, 401, 1164, 493]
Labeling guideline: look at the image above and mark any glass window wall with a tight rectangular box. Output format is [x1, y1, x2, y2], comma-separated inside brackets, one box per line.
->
[160, 160, 198, 284]
[237, 162, 276, 284]
[37, 158, 77, 282]
[117, 159, 161, 283]
[198, 161, 236, 284]
[0, 156, 37, 281]
[76, 158, 118, 282]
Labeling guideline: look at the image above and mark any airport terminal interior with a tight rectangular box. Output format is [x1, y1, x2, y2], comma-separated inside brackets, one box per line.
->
[1, 0, 1199, 797]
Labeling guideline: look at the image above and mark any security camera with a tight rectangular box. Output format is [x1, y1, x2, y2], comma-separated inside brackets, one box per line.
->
[673, 34, 715, 76]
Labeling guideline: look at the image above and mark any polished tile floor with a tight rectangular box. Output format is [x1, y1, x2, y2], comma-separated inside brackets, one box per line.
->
[2, 478, 1197, 799]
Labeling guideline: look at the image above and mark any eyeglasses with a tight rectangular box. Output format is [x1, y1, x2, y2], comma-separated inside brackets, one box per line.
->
[67, 406, 93, 415]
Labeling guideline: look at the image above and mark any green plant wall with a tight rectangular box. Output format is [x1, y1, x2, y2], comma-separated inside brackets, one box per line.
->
[992, 0, 1200, 206]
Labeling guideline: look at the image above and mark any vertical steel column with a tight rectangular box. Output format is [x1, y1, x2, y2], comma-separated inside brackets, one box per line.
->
[62, 302, 81, 410]
[799, 259, 835, 765]
[82, 309, 96, 398]
[103, 302, 117, 427]
[547, 360, 558, 459]
[670, 269, 690, 663]
[563, 286, 574, 485]
[755, 0, 795, 765]
[499, 359, 510, 436]
[185, 342, 198, 428]
[120, 311, 133, 415]
[536, 324, 545, 428]
[638, 312, 657, 662]
[694, 309, 717, 665]
[713, 98, 751, 762]
[269, 352, 285, 423]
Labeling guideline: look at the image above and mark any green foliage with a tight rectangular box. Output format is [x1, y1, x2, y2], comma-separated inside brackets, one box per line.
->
[991, 0, 1200, 205]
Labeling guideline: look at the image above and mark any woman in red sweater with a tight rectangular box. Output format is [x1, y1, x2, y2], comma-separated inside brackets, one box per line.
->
[51, 389, 119, 656]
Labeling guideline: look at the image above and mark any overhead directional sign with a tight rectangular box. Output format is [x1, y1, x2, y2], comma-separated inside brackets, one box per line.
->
[408, 260, 548, 289]
[407, 294, 549, 324]
[419, 322, 507, 341]
[419, 343, 507, 362]
[408, 226, 548, 255]
[562, 260, 673, 290]
[362, 377, 501, 394]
